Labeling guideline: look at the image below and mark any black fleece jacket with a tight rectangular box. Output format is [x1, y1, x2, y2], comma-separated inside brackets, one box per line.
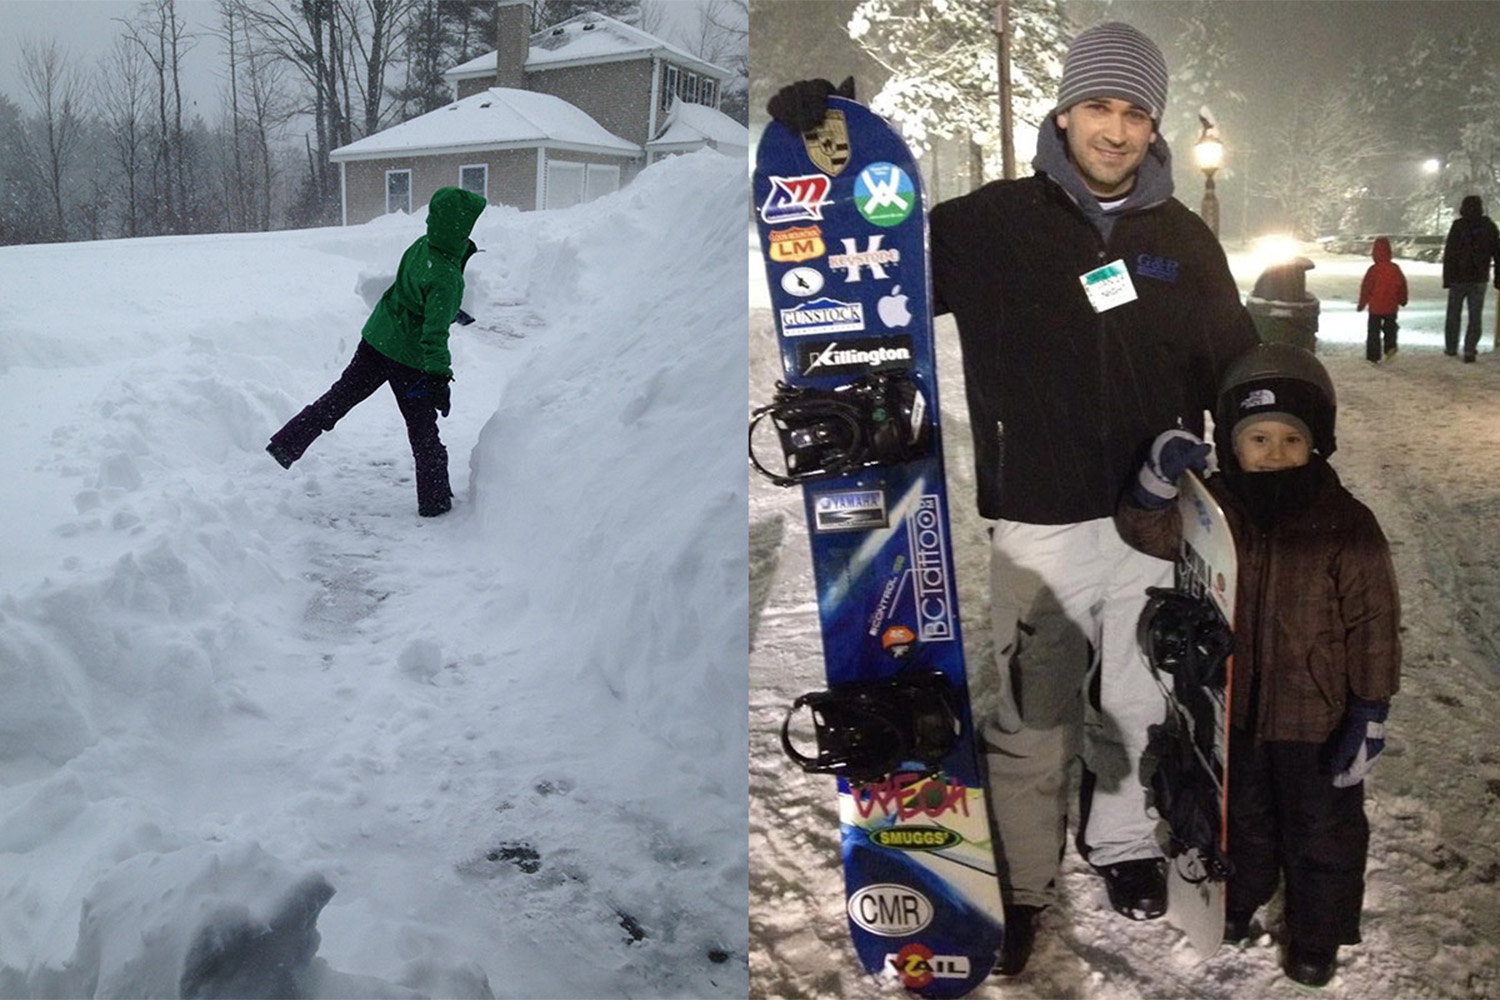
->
[931, 123, 1259, 524]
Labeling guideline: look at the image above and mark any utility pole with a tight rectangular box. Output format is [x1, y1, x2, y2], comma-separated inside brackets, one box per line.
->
[996, 0, 1015, 179]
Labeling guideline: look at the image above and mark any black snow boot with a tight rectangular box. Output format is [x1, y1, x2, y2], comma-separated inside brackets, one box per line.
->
[992, 904, 1042, 977]
[1097, 858, 1167, 920]
[1284, 943, 1337, 987]
[1223, 908, 1255, 944]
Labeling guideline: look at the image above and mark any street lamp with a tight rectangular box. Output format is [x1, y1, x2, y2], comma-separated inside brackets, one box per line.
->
[1195, 113, 1224, 238]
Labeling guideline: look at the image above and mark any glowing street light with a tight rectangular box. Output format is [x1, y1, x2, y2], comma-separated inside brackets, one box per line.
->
[1195, 111, 1224, 238]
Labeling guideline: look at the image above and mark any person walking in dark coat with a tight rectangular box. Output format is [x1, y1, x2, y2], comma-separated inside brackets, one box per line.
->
[1441, 194, 1500, 362]
[1356, 236, 1407, 363]
[267, 187, 487, 516]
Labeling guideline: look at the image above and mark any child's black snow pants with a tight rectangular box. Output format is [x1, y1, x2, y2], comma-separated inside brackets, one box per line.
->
[1225, 726, 1369, 951]
[269, 339, 452, 513]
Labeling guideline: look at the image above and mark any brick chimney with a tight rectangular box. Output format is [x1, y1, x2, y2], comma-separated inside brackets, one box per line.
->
[495, 0, 532, 90]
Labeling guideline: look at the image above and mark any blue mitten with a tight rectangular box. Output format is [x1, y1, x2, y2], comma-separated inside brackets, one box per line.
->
[1131, 430, 1211, 509]
[1330, 696, 1389, 788]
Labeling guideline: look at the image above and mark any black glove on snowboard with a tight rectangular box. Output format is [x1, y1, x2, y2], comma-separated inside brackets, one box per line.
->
[766, 76, 856, 133]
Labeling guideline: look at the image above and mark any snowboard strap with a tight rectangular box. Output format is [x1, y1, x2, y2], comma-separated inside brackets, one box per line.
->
[749, 371, 930, 486]
[1138, 587, 1232, 689]
[781, 668, 961, 783]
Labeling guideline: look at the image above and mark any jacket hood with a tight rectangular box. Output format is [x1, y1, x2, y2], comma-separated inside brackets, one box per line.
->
[427, 187, 487, 257]
[1371, 236, 1392, 263]
[1461, 194, 1484, 219]
[1032, 116, 1173, 237]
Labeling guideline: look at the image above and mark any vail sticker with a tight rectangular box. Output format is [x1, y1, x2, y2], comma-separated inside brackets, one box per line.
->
[1079, 259, 1138, 313]
[855, 162, 915, 228]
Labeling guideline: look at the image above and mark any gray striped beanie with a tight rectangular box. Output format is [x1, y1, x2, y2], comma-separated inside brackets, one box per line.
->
[1056, 22, 1169, 124]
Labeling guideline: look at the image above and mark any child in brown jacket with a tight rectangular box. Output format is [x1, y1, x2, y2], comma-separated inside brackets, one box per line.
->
[1118, 343, 1401, 987]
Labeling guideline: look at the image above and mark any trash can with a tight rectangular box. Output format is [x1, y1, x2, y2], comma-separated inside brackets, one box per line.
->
[1245, 256, 1319, 352]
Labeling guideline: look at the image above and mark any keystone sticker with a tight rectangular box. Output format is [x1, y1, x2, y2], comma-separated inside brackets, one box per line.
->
[854, 162, 915, 227]
[797, 336, 913, 377]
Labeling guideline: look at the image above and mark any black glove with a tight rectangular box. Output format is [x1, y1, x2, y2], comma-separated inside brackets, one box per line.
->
[406, 373, 452, 417]
[766, 76, 856, 133]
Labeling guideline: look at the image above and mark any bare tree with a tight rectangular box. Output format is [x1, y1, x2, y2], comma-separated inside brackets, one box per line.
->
[18, 40, 87, 241]
[118, 0, 198, 233]
[240, 0, 354, 224]
[98, 36, 154, 237]
[342, 0, 415, 137]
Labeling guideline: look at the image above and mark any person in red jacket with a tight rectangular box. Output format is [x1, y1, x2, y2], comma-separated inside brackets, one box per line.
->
[1356, 236, 1408, 364]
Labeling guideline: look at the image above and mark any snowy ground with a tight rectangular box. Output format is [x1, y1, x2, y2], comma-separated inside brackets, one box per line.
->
[0, 149, 748, 999]
[749, 240, 1500, 999]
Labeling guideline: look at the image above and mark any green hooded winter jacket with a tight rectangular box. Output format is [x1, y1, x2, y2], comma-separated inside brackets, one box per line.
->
[361, 186, 487, 377]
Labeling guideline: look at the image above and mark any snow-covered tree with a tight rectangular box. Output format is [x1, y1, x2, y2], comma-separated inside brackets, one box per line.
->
[1165, 0, 1244, 200]
[1261, 80, 1392, 240]
[847, 0, 1070, 182]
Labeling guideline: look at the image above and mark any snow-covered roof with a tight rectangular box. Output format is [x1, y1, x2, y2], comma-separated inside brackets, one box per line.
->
[445, 12, 730, 82]
[647, 101, 749, 154]
[329, 87, 639, 162]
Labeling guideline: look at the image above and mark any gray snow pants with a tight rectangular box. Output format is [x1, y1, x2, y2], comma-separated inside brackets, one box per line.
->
[982, 517, 1171, 907]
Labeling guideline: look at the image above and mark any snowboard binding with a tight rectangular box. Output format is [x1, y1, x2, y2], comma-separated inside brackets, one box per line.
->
[780, 668, 960, 783]
[1138, 586, 1232, 689]
[749, 370, 931, 486]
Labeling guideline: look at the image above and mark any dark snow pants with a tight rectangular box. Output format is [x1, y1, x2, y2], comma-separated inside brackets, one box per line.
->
[1225, 727, 1368, 951]
[269, 339, 452, 512]
[1365, 313, 1397, 362]
[1444, 282, 1486, 356]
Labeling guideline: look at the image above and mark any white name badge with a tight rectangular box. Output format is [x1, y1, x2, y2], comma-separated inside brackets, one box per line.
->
[1080, 259, 1139, 313]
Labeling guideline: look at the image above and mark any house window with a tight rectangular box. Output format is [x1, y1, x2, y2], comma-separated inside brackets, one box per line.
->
[584, 163, 620, 202]
[459, 164, 488, 199]
[700, 78, 716, 108]
[386, 169, 412, 214]
[684, 71, 698, 103]
[545, 161, 586, 210]
[662, 65, 679, 109]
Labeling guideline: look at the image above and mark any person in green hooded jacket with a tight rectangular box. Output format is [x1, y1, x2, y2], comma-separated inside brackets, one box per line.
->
[267, 186, 487, 516]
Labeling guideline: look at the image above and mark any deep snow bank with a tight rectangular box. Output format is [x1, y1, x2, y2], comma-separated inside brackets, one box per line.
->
[0, 149, 747, 998]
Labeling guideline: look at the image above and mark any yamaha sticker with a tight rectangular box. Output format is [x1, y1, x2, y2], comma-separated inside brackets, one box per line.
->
[779, 297, 865, 337]
[797, 336, 914, 376]
[812, 490, 888, 532]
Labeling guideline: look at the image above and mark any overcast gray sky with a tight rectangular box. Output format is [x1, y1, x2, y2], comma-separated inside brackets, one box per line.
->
[0, 1, 226, 113]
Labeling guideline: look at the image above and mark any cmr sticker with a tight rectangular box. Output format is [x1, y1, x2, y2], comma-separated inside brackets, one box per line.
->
[847, 883, 934, 936]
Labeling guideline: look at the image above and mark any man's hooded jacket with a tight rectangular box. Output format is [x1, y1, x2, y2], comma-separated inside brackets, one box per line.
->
[362, 186, 487, 377]
[929, 120, 1259, 524]
[1442, 194, 1500, 289]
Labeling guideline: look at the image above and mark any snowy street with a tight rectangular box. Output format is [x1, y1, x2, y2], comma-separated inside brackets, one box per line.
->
[749, 242, 1500, 999]
[0, 151, 748, 999]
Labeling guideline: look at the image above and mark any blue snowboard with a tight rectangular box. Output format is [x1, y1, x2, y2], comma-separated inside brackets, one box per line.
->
[752, 98, 1004, 997]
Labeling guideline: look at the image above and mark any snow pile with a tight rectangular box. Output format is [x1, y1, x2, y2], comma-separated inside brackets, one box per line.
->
[0, 148, 747, 998]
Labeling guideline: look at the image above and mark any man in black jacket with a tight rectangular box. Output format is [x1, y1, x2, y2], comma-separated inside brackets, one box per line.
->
[1441, 194, 1500, 362]
[768, 21, 1259, 974]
